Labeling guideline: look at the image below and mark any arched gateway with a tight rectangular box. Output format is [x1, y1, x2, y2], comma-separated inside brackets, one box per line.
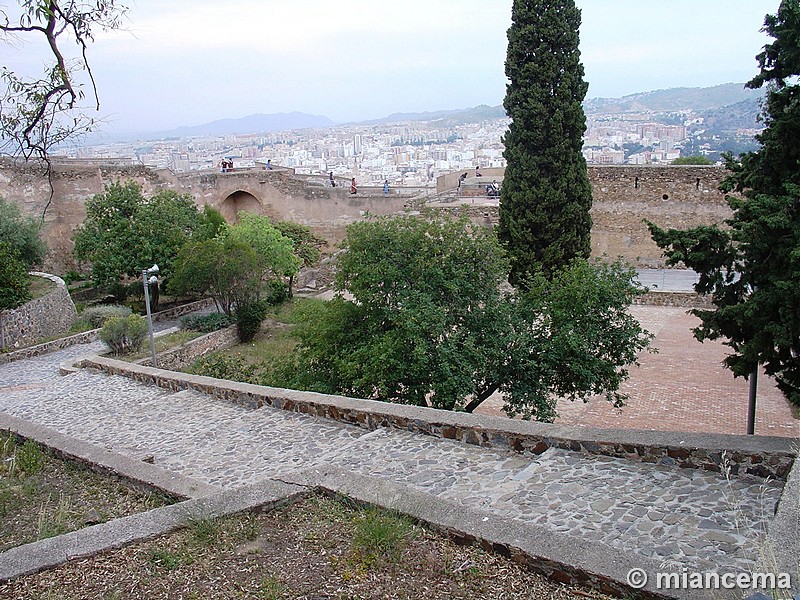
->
[219, 190, 262, 222]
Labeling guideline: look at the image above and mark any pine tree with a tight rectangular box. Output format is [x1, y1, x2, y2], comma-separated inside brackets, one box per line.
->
[498, 0, 592, 285]
[648, 0, 800, 408]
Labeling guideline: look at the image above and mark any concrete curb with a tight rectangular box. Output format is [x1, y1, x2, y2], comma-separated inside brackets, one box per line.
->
[761, 447, 800, 591]
[0, 479, 307, 584]
[286, 465, 684, 599]
[0, 412, 219, 500]
[2, 417, 795, 598]
[81, 355, 797, 481]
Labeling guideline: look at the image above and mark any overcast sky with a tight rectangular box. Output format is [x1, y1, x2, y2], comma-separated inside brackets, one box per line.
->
[3, 0, 780, 134]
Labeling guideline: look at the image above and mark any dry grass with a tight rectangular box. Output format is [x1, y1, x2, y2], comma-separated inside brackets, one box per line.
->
[0, 433, 173, 553]
[1, 494, 616, 599]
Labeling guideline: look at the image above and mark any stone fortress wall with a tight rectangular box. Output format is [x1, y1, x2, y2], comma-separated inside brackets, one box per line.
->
[0, 159, 730, 273]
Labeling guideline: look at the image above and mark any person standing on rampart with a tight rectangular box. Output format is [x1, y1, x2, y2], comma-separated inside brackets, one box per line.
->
[350, 178, 357, 195]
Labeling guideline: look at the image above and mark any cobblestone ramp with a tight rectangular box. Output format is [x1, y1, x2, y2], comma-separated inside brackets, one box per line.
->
[0, 345, 785, 573]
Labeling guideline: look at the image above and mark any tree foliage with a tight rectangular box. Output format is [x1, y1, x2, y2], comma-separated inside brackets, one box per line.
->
[225, 212, 300, 284]
[0, 241, 31, 310]
[498, 0, 592, 285]
[647, 0, 800, 407]
[672, 155, 714, 165]
[287, 214, 651, 421]
[72, 181, 200, 291]
[0, 196, 47, 267]
[0, 1, 127, 161]
[170, 215, 297, 336]
[272, 220, 327, 295]
[170, 237, 261, 317]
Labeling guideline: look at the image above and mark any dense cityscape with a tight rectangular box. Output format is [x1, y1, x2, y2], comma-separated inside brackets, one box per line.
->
[63, 97, 762, 188]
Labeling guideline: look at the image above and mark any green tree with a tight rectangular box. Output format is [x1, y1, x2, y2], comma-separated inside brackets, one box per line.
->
[194, 205, 227, 242]
[170, 237, 262, 317]
[0, 197, 47, 267]
[498, 0, 593, 285]
[272, 220, 327, 295]
[287, 214, 650, 420]
[0, 242, 32, 310]
[73, 182, 200, 292]
[225, 212, 300, 288]
[672, 155, 714, 165]
[647, 0, 800, 407]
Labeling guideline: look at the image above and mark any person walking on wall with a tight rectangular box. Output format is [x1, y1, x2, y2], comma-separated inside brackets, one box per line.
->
[383, 179, 389, 196]
[329, 172, 336, 187]
[350, 177, 358, 195]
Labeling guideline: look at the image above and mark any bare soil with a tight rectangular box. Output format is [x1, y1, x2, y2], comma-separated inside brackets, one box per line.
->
[0, 494, 615, 600]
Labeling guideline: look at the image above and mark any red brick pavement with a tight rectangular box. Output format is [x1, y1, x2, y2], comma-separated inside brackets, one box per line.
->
[476, 307, 799, 438]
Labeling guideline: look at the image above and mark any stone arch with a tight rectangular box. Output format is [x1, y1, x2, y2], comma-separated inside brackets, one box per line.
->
[219, 190, 262, 222]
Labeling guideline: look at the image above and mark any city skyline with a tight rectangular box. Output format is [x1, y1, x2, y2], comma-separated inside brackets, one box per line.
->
[4, 0, 779, 135]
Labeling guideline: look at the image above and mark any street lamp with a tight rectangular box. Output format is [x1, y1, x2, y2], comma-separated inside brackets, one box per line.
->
[142, 264, 159, 368]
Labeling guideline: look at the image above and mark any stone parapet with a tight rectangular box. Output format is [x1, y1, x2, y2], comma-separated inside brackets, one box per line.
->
[80, 356, 796, 481]
[137, 325, 238, 371]
[150, 297, 216, 322]
[0, 329, 99, 365]
[633, 291, 713, 309]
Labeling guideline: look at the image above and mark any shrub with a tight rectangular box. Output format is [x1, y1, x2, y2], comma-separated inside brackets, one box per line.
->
[235, 300, 269, 343]
[191, 354, 258, 383]
[76, 304, 132, 329]
[0, 242, 31, 310]
[99, 314, 148, 355]
[0, 197, 47, 268]
[180, 312, 233, 333]
[264, 280, 289, 306]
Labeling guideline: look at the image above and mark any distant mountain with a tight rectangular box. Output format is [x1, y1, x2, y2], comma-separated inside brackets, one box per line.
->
[165, 112, 337, 137]
[584, 83, 764, 114]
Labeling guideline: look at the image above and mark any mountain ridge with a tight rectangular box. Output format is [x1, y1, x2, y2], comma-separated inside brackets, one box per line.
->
[96, 83, 765, 143]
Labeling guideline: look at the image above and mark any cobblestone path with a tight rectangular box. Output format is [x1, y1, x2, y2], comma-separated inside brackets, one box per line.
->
[0, 342, 785, 573]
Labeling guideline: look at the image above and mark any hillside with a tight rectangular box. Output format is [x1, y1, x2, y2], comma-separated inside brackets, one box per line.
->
[165, 112, 336, 137]
[584, 83, 764, 114]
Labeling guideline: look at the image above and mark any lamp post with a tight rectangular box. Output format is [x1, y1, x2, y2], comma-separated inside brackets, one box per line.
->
[142, 264, 159, 368]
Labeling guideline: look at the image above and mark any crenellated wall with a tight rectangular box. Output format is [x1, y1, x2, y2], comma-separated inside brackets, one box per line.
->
[0, 159, 731, 273]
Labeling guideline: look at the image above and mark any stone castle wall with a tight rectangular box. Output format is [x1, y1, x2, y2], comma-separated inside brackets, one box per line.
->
[0, 160, 730, 273]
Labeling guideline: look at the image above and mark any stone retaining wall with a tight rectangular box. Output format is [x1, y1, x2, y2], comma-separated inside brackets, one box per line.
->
[0, 329, 99, 365]
[151, 298, 216, 322]
[137, 325, 238, 371]
[633, 291, 713, 309]
[80, 356, 796, 482]
[0, 273, 77, 351]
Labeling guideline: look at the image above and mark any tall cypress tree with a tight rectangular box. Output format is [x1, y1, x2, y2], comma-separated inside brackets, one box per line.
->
[498, 0, 592, 285]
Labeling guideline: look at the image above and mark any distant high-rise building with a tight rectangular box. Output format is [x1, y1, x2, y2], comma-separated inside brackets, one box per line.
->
[354, 134, 362, 155]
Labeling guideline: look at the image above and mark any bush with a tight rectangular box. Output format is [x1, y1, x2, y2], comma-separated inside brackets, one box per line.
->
[76, 305, 132, 329]
[0, 197, 47, 268]
[99, 314, 148, 355]
[235, 300, 269, 343]
[190, 354, 258, 383]
[0, 242, 31, 310]
[180, 312, 233, 333]
[264, 280, 289, 306]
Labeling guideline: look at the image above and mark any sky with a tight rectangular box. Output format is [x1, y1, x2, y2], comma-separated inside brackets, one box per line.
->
[2, 0, 781, 134]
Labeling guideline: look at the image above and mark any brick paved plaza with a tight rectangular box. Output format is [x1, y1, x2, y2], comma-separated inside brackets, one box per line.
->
[478, 306, 799, 438]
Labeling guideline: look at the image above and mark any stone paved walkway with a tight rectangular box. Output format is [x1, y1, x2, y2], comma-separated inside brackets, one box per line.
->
[0, 341, 788, 576]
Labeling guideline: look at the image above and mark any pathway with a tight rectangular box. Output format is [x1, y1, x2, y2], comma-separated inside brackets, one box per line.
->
[0, 341, 787, 577]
